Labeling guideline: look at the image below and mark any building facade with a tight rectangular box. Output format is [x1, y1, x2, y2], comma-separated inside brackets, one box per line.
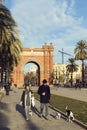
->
[53, 63, 82, 85]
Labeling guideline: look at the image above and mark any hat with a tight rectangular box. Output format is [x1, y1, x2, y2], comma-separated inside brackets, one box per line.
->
[43, 79, 47, 83]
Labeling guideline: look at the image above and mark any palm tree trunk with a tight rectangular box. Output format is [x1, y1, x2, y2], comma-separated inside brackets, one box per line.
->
[1, 55, 4, 87]
[71, 73, 73, 87]
[82, 60, 84, 87]
[1, 68, 3, 86]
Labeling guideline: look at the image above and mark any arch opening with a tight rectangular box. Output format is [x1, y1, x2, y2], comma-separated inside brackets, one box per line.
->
[24, 61, 40, 86]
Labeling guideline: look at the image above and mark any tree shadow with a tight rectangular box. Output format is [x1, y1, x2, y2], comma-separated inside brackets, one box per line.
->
[0, 102, 10, 129]
[0, 127, 10, 130]
[27, 120, 41, 130]
[0, 102, 9, 111]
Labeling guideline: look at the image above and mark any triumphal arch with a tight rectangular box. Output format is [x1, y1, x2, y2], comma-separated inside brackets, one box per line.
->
[12, 43, 54, 87]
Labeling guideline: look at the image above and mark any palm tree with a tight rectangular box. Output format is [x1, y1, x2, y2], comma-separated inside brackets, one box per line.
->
[74, 40, 87, 86]
[0, 3, 23, 85]
[0, 0, 5, 3]
[66, 58, 78, 87]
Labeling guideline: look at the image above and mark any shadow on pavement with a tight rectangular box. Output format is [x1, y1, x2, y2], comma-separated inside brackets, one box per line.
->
[0, 102, 9, 111]
[0, 102, 10, 128]
[16, 104, 41, 130]
[0, 127, 10, 130]
[16, 104, 25, 118]
[27, 121, 41, 130]
[31, 107, 41, 118]
[28, 121, 40, 130]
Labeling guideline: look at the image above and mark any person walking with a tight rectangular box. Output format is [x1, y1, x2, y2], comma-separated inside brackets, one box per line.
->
[4, 82, 10, 95]
[20, 85, 33, 120]
[38, 79, 50, 120]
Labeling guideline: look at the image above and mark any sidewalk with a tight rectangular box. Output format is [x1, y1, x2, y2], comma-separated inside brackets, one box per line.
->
[0, 87, 86, 130]
[0, 88, 5, 102]
[50, 87, 87, 102]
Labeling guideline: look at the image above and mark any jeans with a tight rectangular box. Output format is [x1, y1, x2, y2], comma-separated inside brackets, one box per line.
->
[40, 103, 49, 117]
[25, 105, 31, 119]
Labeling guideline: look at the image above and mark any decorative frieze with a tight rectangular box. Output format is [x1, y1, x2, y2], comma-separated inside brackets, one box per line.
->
[21, 51, 44, 56]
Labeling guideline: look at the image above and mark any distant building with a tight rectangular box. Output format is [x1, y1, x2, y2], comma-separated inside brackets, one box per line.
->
[30, 65, 37, 73]
[53, 63, 81, 85]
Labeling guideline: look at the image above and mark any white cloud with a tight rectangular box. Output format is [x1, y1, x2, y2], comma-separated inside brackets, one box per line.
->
[11, 0, 82, 32]
[10, 0, 87, 63]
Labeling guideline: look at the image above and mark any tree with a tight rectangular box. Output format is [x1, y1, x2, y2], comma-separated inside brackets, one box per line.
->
[66, 58, 78, 86]
[74, 40, 87, 86]
[24, 72, 38, 86]
[0, 3, 22, 85]
[0, 0, 5, 3]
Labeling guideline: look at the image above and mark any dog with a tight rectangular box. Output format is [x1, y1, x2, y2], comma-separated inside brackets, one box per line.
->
[55, 112, 61, 119]
[65, 107, 74, 122]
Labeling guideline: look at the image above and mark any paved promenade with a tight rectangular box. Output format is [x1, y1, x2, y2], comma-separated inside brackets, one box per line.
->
[0, 87, 86, 130]
[50, 87, 87, 102]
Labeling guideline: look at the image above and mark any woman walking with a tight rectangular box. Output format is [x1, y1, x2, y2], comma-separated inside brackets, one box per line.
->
[20, 85, 33, 120]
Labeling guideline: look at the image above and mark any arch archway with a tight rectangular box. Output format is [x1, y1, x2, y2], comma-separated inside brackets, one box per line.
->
[24, 61, 40, 86]
[12, 43, 54, 87]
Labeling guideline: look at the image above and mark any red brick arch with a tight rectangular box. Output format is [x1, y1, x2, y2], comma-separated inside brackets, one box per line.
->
[12, 43, 54, 87]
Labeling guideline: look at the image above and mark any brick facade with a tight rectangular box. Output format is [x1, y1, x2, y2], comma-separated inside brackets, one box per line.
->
[11, 43, 54, 87]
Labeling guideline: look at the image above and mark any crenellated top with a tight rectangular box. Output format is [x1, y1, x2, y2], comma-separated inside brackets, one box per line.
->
[42, 42, 54, 50]
[21, 43, 54, 57]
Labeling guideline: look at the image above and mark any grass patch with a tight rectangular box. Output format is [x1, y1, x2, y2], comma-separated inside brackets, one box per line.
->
[34, 92, 87, 125]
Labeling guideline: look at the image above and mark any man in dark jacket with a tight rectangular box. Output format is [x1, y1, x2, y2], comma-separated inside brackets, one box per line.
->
[38, 79, 50, 119]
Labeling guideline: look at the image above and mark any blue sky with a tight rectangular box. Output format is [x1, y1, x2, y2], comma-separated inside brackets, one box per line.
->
[4, 0, 87, 64]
